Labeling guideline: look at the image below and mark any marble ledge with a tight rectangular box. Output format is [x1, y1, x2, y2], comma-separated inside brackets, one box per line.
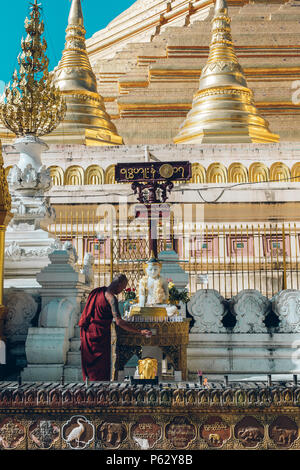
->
[47, 182, 300, 206]
[4, 142, 300, 168]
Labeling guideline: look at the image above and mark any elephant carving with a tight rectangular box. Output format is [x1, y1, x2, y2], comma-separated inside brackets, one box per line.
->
[273, 426, 298, 445]
[238, 427, 263, 443]
[209, 433, 221, 445]
[99, 422, 125, 446]
[138, 358, 158, 380]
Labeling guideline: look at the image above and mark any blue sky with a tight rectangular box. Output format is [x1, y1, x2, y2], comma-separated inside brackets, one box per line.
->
[0, 0, 136, 92]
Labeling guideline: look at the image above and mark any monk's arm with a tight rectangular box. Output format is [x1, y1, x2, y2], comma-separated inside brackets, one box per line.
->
[106, 293, 151, 336]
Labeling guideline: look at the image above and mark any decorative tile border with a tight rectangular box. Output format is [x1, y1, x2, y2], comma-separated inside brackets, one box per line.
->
[0, 382, 300, 450]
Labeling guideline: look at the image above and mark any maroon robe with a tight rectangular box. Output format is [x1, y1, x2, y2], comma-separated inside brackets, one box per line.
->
[78, 287, 113, 381]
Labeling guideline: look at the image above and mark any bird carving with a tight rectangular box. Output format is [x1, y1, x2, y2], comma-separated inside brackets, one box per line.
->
[65, 418, 86, 447]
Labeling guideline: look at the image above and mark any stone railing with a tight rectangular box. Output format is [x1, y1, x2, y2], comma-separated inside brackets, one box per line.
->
[188, 288, 300, 334]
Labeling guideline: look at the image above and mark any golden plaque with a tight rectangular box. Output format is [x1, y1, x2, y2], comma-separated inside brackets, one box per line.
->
[159, 164, 174, 179]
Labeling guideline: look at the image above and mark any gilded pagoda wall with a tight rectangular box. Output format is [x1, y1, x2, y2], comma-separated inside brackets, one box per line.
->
[85, 0, 300, 144]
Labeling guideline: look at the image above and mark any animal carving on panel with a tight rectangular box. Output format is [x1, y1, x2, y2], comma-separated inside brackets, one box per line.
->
[138, 358, 158, 380]
[209, 433, 222, 445]
[237, 427, 264, 444]
[273, 426, 298, 446]
[200, 416, 231, 448]
[98, 422, 126, 448]
[62, 416, 94, 450]
[65, 418, 85, 447]
[269, 416, 298, 448]
[235, 417, 264, 448]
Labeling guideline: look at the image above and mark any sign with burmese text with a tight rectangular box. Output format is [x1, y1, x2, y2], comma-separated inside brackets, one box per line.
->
[115, 161, 191, 183]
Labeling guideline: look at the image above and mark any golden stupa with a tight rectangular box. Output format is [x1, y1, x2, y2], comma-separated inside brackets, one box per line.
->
[48, 0, 123, 146]
[174, 0, 279, 144]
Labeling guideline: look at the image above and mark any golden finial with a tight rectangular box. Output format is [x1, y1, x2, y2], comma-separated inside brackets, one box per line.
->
[174, 0, 279, 144]
[215, 0, 227, 13]
[51, 0, 123, 146]
[0, 1, 66, 137]
[68, 0, 84, 26]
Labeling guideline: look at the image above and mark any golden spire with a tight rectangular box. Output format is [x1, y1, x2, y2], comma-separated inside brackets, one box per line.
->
[51, 0, 123, 146]
[0, 1, 66, 138]
[174, 0, 279, 144]
[68, 0, 84, 26]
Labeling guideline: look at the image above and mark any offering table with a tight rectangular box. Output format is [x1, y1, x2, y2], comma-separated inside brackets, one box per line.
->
[114, 319, 191, 381]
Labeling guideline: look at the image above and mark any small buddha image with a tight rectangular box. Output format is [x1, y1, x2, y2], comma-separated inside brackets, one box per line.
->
[137, 255, 179, 317]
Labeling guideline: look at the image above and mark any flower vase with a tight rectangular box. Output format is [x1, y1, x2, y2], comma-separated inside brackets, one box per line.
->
[123, 300, 135, 317]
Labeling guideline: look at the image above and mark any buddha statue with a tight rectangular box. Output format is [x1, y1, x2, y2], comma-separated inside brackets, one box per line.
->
[130, 256, 178, 318]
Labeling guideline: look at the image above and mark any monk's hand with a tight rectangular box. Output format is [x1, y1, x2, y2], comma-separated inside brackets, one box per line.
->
[141, 329, 152, 337]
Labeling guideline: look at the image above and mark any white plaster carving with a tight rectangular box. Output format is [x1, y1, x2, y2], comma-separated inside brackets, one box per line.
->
[8, 164, 51, 195]
[230, 290, 270, 333]
[63, 241, 78, 263]
[272, 290, 300, 333]
[3, 289, 38, 338]
[50, 239, 63, 251]
[5, 239, 62, 260]
[13, 135, 48, 171]
[187, 289, 225, 333]
[5, 241, 23, 260]
[39, 298, 77, 339]
[80, 253, 95, 285]
[8, 195, 55, 222]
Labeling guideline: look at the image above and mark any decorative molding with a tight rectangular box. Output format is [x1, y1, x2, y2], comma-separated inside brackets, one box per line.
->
[230, 289, 270, 333]
[84, 165, 105, 185]
[206, 163, 227, 184]
[8, 164, 52, 195]
[272, 290, 300, 333]
[188, 289, 226, 333]
[64, 165, 85, 186]
[45, 161, 300, 186]
[105, 164, 116, 184]
[3, 288, 38, 338]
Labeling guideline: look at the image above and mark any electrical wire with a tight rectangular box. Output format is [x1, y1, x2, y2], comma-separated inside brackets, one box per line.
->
[172, 175, 300, 203]
[64, 175, 300, 202]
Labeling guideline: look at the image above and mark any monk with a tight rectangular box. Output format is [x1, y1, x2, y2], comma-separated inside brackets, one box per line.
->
[78, 274, 152, 381]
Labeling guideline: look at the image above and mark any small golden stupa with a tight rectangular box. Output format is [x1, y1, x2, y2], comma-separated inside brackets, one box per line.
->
[48, 0, 123, 146]
[174, 0, 279, 144]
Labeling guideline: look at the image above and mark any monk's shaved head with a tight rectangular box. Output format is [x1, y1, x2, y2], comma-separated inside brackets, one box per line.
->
[108, 274, 128, 294]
